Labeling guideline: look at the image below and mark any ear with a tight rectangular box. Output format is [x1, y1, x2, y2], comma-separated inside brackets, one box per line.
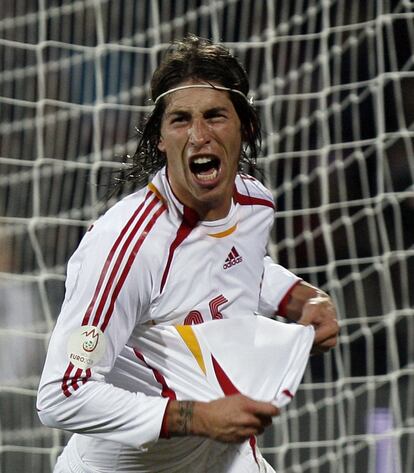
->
[157, 137, 166, 153]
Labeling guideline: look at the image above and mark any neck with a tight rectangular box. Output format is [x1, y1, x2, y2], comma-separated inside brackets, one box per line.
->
[194, 198, 233, 221]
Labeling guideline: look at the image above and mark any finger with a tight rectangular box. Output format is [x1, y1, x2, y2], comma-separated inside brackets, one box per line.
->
[247, 400, 280, 417]
[237, 411, 275, 433]
[314, 319, 339, 343]
[235, 425, 266, 441]
[256, 414, 273, 427]
[311, 334, 338, 354]
[238, 412, 270, 430]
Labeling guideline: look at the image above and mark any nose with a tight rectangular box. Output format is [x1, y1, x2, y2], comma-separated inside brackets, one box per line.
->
[188, 119, 210, 147]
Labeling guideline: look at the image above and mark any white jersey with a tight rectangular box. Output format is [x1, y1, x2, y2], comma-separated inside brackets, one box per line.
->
[130, 316, 314, 408]
[37, 168, 302, 472]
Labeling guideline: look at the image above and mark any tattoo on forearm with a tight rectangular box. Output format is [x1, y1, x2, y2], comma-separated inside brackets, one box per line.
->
[177, 401, 194, 435]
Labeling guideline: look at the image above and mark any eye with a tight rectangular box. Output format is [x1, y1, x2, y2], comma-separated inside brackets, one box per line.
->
[169, 113, 190, 125]
[205, 109, 228, 121]
[209, 115, 227, 125]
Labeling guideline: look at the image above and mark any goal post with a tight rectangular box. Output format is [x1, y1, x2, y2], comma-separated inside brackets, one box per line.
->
[1, 1, 413, 472]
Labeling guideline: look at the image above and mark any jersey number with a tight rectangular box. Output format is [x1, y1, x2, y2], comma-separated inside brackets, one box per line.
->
[184, 294, 228, 325]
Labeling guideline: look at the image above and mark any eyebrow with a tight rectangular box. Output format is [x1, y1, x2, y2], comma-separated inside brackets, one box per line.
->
[204, 107, 228, 116]
[165, 106, 229, 118]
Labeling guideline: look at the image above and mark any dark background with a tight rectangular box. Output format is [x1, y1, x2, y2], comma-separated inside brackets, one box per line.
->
[0, 1, 413, 472]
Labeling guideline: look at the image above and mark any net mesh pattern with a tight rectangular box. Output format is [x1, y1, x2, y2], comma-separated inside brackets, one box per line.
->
[0, 1, 413, 472]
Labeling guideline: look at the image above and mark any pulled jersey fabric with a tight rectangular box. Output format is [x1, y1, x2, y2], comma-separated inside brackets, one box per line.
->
[134, 317, 314, 407]
[37, 168, 303, 472]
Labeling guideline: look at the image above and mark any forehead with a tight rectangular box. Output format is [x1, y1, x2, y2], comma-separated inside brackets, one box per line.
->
[163, 84, 236, 113]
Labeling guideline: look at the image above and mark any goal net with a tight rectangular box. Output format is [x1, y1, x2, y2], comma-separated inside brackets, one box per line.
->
[1, 0, 413, 472]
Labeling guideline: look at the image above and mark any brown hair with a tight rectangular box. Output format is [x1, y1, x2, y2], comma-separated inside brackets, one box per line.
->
[123, 34, 261, 188]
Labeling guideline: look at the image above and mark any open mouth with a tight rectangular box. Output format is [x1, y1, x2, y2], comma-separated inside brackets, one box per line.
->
[189, 156, 221, 182]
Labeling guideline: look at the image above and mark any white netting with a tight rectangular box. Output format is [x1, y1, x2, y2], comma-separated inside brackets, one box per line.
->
[1, 1, 413, 472]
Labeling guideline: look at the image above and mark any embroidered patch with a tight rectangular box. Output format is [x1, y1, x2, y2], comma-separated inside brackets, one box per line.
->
[67, 325, 106, 370]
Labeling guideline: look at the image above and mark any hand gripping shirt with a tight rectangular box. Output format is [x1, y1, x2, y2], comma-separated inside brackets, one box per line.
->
[37, 168, 303, 472]
[131, 316, 314, 408]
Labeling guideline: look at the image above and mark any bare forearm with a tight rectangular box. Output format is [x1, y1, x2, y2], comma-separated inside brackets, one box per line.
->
[283, 281, 322, 321]
[284, 281, 339, 353]
[166, 400, 199, 436]
[164, 395, 279, 443]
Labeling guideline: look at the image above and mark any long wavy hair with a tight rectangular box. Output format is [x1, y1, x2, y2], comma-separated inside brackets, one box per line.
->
[120, 35, 262, 190]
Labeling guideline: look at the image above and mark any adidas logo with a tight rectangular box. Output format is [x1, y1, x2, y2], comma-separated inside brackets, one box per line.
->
[223, 246, 243, 270]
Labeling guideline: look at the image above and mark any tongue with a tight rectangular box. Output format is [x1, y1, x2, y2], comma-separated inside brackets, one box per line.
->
[197, 167, 216, 175]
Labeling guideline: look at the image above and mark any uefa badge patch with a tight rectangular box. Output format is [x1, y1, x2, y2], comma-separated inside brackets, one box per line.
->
[67, 325, 106, 370]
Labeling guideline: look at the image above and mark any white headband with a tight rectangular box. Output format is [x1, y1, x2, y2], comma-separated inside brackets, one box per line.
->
[153, 84, 253, 105]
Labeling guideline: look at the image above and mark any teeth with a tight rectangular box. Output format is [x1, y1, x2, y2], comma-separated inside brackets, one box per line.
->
[196, 169, 218, 181]
[193, 156, 214, 164]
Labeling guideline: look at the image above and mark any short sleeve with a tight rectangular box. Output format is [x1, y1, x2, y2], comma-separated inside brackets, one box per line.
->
[258, 256, 302, 317]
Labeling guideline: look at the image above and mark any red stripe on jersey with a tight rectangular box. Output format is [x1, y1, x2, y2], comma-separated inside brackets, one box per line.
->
[282, 389, 294, 399]
[93, 194, 162, 328]
[62, 367, 91, 398]
[83, 369, 92, 384]
[211, 355, 259, 464]
[70, 368, 83, 391]
[249, 436, 259, 464]
[233, 188, 275, 209]
[160, 206, 199, 293]
[100, 204, 166, 331]
[277, 279, 301, 317]
[61, 190, 164, 398]
[133, 349, 177, 400]
[61, 363, 75, 398]
[211, 355, 239, 396]
[82, 190, 153, 326]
